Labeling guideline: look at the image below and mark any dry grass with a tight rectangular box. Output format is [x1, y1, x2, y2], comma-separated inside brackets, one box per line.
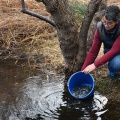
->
[0, 0, 63, 71]
[92, 64, 120, 102]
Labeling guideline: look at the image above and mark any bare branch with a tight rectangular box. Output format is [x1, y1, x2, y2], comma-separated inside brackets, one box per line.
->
[21, 0, 56, 27]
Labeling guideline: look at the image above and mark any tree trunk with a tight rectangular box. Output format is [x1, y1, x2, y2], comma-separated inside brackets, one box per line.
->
[76, 0, 102, 70]
[37, 0, 104, 76]
[42, 0, 79, 75]
[87, 0, 107, 51]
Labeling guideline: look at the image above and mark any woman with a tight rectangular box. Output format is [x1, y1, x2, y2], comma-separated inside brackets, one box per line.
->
[81, 5, 120, 78]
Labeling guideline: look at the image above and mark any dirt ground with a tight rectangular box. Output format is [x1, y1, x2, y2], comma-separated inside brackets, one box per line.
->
[107, 0, 120, 6]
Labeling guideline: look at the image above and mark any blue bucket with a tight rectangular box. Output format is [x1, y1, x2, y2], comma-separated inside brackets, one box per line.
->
[67, 71, 95, 99]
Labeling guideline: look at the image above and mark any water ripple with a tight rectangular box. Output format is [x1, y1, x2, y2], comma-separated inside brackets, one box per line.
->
[8, 75, 108, 120]
[16, 75, 66, 119]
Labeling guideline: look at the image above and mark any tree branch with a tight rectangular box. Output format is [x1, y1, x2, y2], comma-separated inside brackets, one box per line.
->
[76, 0, 102, 68]
[21, 0, 56, 27]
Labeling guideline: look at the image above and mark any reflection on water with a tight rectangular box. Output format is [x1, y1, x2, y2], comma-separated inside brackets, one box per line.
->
[8, 76, 108, 120]
[0, 61, 119, 120]
[72, 84, 92, 98]
[16, 75, 66, 120]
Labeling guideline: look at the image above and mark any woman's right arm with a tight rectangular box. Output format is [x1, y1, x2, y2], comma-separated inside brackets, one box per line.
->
[81, 30, 102, 70]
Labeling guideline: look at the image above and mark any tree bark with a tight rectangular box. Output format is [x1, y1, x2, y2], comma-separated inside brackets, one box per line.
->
[41, 0, 79, 75]
[35, 0, 104, 76]
[87, 0, 106, 51]
[76, 0, 102, 70]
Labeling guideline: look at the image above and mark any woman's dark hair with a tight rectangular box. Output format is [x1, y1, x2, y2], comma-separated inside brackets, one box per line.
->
[102, 5, 120, 21]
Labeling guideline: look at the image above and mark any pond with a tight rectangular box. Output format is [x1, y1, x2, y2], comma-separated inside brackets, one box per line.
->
[0, 60, 120, 120]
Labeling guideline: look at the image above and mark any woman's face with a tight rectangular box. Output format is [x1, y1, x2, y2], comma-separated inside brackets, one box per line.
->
[101, 16, 118, 30]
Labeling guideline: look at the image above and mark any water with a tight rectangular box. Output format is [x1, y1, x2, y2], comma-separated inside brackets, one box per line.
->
[72, 84, 92, 98]
[0, 60, 120, 120]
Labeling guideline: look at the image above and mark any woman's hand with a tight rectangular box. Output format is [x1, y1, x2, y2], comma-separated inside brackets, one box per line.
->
[82, 63, 96, 74]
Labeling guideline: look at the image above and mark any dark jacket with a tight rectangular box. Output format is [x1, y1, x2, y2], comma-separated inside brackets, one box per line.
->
[97, 21, 120, 53]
